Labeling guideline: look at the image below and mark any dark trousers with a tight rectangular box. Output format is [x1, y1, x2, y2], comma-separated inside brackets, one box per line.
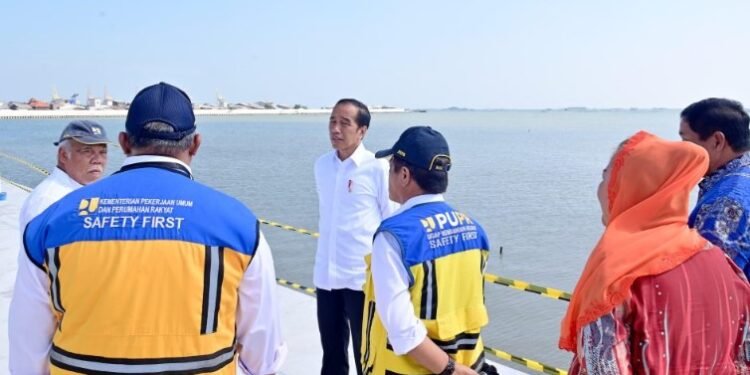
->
[316, 288, 365, 375]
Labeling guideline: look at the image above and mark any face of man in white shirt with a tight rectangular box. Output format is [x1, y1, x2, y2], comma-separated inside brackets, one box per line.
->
[58, 138, 108, 185]
[329, 103, 367, 160]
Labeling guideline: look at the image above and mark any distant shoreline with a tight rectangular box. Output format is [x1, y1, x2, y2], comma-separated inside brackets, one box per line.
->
[0, 108, 407, 120]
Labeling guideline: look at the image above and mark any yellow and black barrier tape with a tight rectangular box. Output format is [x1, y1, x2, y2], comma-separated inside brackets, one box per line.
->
[259, 219, 319, 238]
[0, 150, 50, 176]
[0, 150, 575, 303]
[1, 176, 32, 193]
[484, 274, 572, 302]
[484, 346, 568, 375]
[276, 278, 316, 295]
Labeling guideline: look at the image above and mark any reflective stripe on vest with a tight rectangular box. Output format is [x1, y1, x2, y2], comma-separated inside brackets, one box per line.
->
[201, 245, 224, 335]
[386, 331, 480, 354]
[46, 247, 64, 313]
[419, 260, 438, 320]
[432, 332, 480, 353]
[49, 344, 235, 374]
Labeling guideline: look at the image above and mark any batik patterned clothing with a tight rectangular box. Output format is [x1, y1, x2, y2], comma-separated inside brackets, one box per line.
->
[569, 247, 750, 375]
[690, 152, 750, 278]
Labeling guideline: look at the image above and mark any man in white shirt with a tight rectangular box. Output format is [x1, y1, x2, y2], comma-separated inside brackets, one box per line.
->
[10, 120, 109, 374]
[314, 98, 396, 375]
[18, 120, 110, 231]
[9, 82, 286, 374]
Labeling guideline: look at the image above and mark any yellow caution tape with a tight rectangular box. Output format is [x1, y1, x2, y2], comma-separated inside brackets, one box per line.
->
[259, 219, 319, 238]
[276, 278, 316, 295]
[0, 176, 32, 193]
[0, 150, 50, 176]
[484, 274, 572, 302]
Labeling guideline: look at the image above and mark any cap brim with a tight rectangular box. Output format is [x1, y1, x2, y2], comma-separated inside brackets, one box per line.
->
[374, 149, 394, 158]
[55, 136, 111, 146]
[74, 138, 112, 145]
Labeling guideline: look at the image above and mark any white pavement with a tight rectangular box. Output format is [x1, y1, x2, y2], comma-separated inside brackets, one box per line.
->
[0, 182, 525, 374]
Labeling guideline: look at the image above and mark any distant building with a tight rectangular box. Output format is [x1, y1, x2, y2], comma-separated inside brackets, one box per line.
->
[28, 98, 51, 110]
[216, 94, 228, 109]
[51, 101, 85, 110]
[103, 89, 114, 107]
[195, 103, 216, 110]
[87, 97, 102, 109]
[255, 101, 276, 109]
[228, 103, 248, 110]
[8, 102, 32, 110]
[112, 100, 129, 110]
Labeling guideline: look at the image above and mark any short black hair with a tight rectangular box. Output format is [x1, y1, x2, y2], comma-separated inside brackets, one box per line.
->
[392, 157, 448, 194]
[127, 121, 195, 156]
[335, 98, 371, 128]
[681, 98, 750, 152]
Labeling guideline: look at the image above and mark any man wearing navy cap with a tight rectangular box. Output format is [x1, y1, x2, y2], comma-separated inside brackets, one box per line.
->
[361, 126, 498, 375]
[10, 82, 286, 374]
[17, 120, 109, 234]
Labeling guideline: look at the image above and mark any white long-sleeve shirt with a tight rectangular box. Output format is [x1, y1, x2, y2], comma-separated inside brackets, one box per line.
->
[9, 167, 81, 374]
[371, 194, 445, 355]
[9, 155, 286, 374]
[314, 143, 397, 291]
[18, 167, 81, 233]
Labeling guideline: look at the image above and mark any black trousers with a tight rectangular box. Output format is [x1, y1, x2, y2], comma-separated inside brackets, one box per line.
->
[316, 288, 365, 375]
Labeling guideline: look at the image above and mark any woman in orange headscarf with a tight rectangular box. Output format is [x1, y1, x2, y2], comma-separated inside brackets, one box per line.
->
[560, 131, 750, 374]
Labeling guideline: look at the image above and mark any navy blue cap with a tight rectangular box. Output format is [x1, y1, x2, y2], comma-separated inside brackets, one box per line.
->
[375, 126, 451, 171]
[54, 120, 110, 146]
[126, 82, 196, 140]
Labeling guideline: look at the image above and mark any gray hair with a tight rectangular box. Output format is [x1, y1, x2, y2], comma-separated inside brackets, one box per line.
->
[128, 122, 196, 156]
[58, 139, 73, 158]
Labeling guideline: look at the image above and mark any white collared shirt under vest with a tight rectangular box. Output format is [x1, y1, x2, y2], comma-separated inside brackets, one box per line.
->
[314, 143, 397, 291]
[9, 155, 287, 375]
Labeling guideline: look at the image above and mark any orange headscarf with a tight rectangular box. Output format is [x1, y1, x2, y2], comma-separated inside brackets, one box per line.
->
[559, 131, 711, 351]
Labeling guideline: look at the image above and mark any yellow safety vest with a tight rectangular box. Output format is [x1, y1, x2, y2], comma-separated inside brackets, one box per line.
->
[361, 201, 491, 374]
[361, 249, 490, 374]
[23, 164, 260, 374]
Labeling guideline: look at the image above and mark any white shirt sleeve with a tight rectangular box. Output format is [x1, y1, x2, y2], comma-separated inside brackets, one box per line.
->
[8, 246, 55, 374]
[371, 231, 427, 355]
[236, 230, 287, 375]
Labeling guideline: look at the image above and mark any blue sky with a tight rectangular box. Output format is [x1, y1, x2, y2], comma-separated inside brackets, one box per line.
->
[1, 1, 749, 109]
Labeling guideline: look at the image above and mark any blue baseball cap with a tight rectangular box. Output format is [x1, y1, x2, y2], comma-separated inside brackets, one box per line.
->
[54, 120, 110, 146]
[126, 82, 196, 140]
[375, 126, 451, 172]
